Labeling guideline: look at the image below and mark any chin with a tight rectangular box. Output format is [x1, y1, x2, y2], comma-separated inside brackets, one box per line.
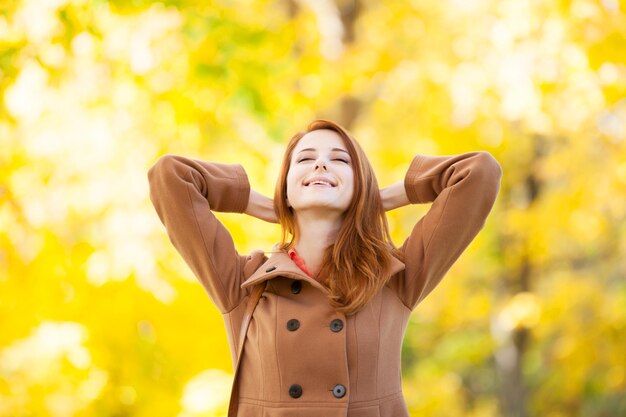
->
[293, 204, 349, 213]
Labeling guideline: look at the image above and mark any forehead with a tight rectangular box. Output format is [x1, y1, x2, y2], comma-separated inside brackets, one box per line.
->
[293, 129, 347, 153]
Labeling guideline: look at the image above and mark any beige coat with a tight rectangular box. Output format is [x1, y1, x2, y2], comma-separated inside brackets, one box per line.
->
[147, 151, 502, 416]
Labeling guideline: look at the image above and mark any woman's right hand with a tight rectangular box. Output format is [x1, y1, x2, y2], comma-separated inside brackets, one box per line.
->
[245, 189, 279, 223]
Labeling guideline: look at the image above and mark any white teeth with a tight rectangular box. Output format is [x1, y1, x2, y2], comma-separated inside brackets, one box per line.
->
[304, 178, 335, 186]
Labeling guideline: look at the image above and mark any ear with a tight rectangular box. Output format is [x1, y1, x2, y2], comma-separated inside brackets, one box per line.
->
[285, 197, 291, 208]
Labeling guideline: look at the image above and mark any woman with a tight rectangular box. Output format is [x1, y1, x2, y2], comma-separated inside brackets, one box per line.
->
[147, 119, 502, 416]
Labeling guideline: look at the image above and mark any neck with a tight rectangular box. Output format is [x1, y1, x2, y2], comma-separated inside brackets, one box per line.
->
[292, 211, 344, 276]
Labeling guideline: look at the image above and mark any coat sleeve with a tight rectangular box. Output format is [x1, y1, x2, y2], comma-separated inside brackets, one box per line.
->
[147, 154, 251, 313]
[394, 151, 502, 310]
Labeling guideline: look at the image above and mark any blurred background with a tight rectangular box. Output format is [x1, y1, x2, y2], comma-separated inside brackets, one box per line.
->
[1, 0, 625, 416]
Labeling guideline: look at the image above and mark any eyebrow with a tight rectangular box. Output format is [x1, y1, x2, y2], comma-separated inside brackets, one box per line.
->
[296, 147, 350, 155]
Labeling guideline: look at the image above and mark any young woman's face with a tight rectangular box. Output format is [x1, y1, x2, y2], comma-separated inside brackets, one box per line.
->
[286, 129, 355, 215]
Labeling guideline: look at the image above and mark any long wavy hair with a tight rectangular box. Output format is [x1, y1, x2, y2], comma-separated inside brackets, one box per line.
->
[273, 120, 404, 315]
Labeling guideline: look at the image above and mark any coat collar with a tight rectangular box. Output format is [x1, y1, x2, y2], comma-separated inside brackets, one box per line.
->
[240, 248, 406, 294]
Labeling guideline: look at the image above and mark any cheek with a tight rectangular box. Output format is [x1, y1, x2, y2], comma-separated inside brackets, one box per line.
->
[346, 178, 356, 199]
[345, 172, 355, 188]
[285, 175, 297, 198]
[286, 166, 303, 186]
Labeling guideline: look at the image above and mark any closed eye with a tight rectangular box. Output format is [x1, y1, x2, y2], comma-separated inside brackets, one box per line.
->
[297, 158, 349, 163]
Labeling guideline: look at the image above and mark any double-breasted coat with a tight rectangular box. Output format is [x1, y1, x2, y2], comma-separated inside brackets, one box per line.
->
[147, 150, 502, 416]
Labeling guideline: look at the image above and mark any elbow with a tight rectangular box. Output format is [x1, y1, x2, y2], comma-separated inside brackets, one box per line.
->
[471, 152, 503, 202]
[477, 151, 503, 178]
[147, 154, 179, 186]
[474, 151, 503, 186]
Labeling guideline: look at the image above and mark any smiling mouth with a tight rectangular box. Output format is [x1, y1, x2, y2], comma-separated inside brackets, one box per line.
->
[303, 177, 337, 187]
[304, 179, 336, 187]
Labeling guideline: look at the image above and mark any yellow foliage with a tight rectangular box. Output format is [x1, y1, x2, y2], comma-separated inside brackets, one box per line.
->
[1, 0, 625, 416]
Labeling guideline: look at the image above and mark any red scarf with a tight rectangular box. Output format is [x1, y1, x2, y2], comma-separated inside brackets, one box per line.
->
[287, 248, 315, 279]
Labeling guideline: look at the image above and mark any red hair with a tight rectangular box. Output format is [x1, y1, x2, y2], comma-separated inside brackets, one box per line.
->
[273, 120, 403, 315]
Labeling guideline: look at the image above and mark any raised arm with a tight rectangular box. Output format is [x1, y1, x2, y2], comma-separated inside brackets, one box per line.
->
[388, 151, 502, 310]
[147, 154, 252, 313]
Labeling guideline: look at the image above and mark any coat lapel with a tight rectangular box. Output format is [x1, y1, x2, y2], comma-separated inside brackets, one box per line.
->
[240, 250, 329, 293]
[240, 249, 406, 294]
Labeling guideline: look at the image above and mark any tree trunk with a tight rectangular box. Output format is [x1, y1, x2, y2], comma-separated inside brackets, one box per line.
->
[494, 134, 547, 417]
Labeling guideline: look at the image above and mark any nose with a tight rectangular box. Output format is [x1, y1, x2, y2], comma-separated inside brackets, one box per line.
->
[314, 157, 327, 171]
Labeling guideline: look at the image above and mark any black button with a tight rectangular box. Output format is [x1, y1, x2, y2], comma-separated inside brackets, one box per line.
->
[287, 319, 300, 331]
[289, 384, 302, 398]
[291, 280, 302, 294]
[265, 266, 276, 272]
[332, 384, 346, 398]
[330, 319, 344, 332]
